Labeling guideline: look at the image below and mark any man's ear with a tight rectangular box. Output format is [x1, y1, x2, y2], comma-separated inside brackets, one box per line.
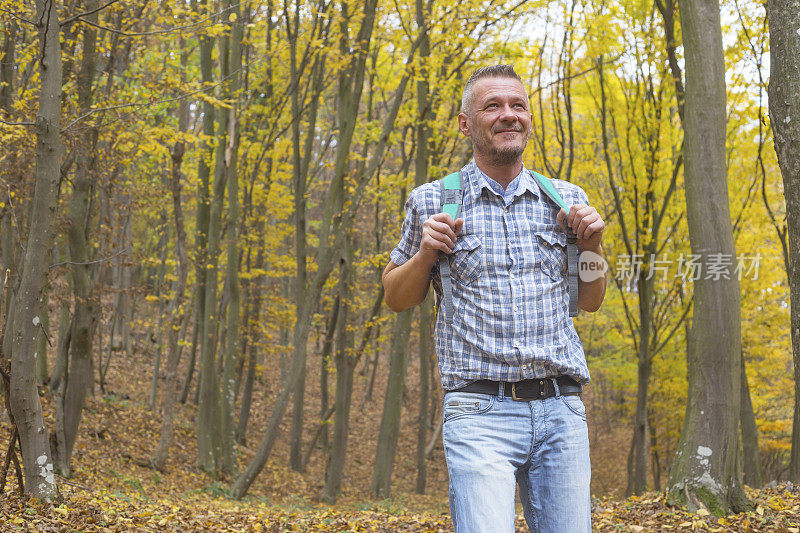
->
[458, 112, 470, 137]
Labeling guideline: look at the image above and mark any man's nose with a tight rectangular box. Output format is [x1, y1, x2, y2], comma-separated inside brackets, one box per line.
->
[498, 104, 517, 121]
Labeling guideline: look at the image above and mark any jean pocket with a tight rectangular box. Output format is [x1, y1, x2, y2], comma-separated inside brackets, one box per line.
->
[449, 234, 482, 286]
[560, 394, 586, 421]
[535, 229, 567, 281]
[443, 392, 495, 422]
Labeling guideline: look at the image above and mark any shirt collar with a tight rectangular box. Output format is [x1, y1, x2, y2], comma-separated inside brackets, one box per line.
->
[463, 160, 540, 202]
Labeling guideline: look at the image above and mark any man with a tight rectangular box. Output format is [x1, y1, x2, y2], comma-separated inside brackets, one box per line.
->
[383, 65, 606, 532]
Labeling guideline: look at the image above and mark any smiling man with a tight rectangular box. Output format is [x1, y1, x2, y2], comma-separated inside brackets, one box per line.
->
[382, 65, 606, 532]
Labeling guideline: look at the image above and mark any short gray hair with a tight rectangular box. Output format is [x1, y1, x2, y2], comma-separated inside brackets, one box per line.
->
[461, 65, 524, 115]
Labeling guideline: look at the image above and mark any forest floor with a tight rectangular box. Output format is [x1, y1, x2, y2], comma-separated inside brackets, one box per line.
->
[2, 331, 800, 531]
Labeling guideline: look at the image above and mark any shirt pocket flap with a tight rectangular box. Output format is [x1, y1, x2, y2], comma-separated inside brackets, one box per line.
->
[453, 233, 482, 253]
[450, 234, 482, 285]
[535, 229, 567, 280]
[536, 227, 567, 248]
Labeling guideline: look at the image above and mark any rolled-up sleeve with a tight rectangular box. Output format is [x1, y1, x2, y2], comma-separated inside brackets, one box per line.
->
[390, 189, 422, 267]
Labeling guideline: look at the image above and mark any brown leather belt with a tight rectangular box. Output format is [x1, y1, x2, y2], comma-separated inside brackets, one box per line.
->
[451, 376, 582, 401]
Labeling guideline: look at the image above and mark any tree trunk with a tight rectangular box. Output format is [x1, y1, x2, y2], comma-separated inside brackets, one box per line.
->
[218, 0, 243, 475]
[740, 354, 762, 487]
[0, 20, 16, 114]
[321, 236, 357, 504]
[151, 51, 191, 471]
[416, 297, 432, 494]
[766, 0, 800, 484]
[666, 0, 747, 514]
[185, 0, 215, 408]
[61, 0, 99, 476]
[371, 308, 412, 498]
[414, 0, 432, 494]
[320, 297, 340, 453]
[197, 0, 229, 471]
[8, 0, 62, 500]
[632, 275, 654, 495]
[149, 231, 169, 411]
[235, 249, 262, 446]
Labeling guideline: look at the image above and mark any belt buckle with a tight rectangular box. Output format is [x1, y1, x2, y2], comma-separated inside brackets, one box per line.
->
[511, 382, 533, 401]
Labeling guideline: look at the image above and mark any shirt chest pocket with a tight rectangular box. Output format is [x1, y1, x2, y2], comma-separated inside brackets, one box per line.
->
[449, 233, 482, 286]
[535, 228, 567, 281]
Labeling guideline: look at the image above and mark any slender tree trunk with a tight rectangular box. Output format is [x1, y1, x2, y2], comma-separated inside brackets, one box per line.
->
[61, 0, 99, 475]
[0, 20, 16, 114]
[151, 52, 191, 471]
[320, 297, 339, 453]
[149, 234, 169, 411]
[666, 0, 747, 513]
[197, 0, 229, 471]
[414, 0, 432, 494]
[8, 0, 62, 500]
[740, 354, 762, 487]
[236, 249, 263, 446]
[218, 0, 243, 473]
[371, 309, 412, 498]
[321, 235, 357, 503]
[179, 320, 199, 404]
[767, 0, 800, 483]
[632, 276, 654, 495]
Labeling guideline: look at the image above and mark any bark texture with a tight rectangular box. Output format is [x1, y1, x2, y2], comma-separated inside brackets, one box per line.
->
[767, 0, 800, 483]
[8, 0, 62, 501]
[666, 0, 747, 514]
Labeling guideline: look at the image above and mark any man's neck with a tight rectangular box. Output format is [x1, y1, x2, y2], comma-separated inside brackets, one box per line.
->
[473, 156, 523, 190]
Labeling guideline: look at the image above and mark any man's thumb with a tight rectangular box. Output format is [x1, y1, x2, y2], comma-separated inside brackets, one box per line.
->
[455, 218, 464, 233]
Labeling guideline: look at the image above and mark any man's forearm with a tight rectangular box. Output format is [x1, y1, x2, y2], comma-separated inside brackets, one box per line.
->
[577, 244, 607, 312]
[383, 251, 438, 312]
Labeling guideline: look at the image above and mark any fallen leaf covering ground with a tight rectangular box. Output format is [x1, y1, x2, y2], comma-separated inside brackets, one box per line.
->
[2, 330, 800, 530]
[4, 484, 800, 531]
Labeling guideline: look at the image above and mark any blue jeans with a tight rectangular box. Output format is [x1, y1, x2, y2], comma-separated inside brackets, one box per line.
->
[442, 382, 591, 533]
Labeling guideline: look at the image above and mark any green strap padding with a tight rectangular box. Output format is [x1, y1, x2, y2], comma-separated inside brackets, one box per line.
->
[442, 172, 461, 189]
[441, 172, 461, 220]
[530, 170, 580, 317]
[442, 204, 459, 220]
[531, 171, 569, 211]
[439, 172, 462, 324]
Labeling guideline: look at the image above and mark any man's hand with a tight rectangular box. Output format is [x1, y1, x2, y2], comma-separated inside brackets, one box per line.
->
[557, 204, 604, 253]
[383, 213, 464, 312]
[419, 213, 465, 263]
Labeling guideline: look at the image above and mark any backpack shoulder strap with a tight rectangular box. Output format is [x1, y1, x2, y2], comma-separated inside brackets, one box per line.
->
[438, 172, 462, 324]
[530, 171, 580, 318]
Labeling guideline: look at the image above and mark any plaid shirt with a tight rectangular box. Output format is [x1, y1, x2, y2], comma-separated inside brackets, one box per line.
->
[390, 160, 591, 390]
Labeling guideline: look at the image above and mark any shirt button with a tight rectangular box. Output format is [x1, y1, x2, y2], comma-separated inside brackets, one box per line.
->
[513, 305, 518, 312]
[504, 207, 509, 213]
[510, 273, 515, 279]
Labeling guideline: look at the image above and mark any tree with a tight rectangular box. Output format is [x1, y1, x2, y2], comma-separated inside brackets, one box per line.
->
[59, 0, 101, 476]
[665, 0, 748, 513]
[8, 0, 62, 501]
[766, 0, 800, 483]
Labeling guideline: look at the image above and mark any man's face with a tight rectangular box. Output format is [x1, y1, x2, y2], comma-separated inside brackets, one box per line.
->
[459, 77, 532, 166]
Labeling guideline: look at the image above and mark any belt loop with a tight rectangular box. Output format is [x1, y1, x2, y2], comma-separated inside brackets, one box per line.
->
[551, 377, 561, 398]
[498, 382, 505, 402]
